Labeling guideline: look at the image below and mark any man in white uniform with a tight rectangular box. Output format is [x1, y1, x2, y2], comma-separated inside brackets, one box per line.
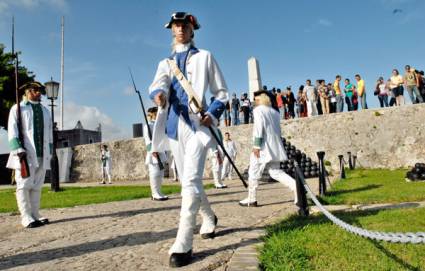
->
[100, 145, 112, 184]
[209, 145, 227, 189]
[239, 90, 301, 211]
[7, 82, 52, 228]
[144, 107, 168, 200]
[221, 132, 237, 181]
[149, 12, 229, 267]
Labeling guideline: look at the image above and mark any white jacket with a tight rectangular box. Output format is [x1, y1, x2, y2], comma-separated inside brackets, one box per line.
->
[6, 101, 52, 170]
[223, 140, 237, 158]
[101, 150, 112, 171]
[252, 105, 287, 164]
[148, 43, 228, 152]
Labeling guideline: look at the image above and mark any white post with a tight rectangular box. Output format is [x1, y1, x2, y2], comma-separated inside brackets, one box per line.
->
[248, 57, 262, 102]
[60, 16, 65, 130]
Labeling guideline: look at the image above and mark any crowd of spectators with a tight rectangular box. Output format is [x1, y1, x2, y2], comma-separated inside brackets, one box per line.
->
[221, 65, 425, 126]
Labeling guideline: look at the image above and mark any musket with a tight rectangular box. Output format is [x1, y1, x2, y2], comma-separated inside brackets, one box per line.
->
[12, 17, 30, 178]
[128, 67, 164, 170]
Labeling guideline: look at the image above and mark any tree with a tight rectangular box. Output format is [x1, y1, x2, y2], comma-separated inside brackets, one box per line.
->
[0, 43, 35, 129]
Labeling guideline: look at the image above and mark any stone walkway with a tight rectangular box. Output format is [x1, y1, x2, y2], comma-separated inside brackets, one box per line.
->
[0, 179, 301, 271]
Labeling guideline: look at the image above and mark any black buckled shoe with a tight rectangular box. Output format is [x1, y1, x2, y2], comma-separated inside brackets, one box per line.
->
[151, 196, 169, 201]
[26, 220, 44, 228]
[169, 249, 192, 268]
[39, 218, 49, 225]
[201, 215, 218, 239]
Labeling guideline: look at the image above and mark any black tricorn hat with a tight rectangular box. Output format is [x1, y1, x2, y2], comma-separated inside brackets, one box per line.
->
[147, 107, 158, 113]
[164, 12, 200, 30]
[18, 81, 46, 95]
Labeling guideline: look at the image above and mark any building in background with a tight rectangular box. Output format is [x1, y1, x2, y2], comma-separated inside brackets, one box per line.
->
[57, 121, 102, 148]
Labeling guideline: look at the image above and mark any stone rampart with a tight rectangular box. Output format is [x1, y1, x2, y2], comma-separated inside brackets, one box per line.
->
[70, 104, 425, 182]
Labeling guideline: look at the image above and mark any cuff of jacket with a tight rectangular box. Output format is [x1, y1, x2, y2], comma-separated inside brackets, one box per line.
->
[149, 89, 165, 100]
[207, 100, 225, 120]
[253, 137, 263, 149]
[9, 138, 22, 151]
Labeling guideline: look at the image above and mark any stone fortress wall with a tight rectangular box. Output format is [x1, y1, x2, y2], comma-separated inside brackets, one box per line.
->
[69, 104, 425, 183]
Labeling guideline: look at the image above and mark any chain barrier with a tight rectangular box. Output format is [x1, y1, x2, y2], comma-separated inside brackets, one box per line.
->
[298, 165, 425, 244]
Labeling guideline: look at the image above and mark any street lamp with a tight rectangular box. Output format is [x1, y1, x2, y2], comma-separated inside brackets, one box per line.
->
[45, 78, 60, 192]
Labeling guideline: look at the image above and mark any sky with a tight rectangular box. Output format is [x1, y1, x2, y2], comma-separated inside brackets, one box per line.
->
[0, 0, 424, 153]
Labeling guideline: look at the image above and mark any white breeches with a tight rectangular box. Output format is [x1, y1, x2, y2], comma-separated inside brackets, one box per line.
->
[210, 154, 224, 186]
[248, 154, 299, 205]
[168, 116, 216, 254]
[148, 163, 165, 197]
[307, 100, 317, 117]
[221, 155, 235, 180]
[102, 166, 111, 182]
[15, 159, 46, 227]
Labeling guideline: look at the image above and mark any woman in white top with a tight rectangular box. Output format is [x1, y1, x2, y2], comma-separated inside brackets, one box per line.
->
[375, 77, 388, 107]
[390, 69, 405, 106]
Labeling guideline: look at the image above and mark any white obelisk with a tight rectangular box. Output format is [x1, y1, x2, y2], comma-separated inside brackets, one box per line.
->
[60, 16, 65, 130]
[248, 57, 262, 102]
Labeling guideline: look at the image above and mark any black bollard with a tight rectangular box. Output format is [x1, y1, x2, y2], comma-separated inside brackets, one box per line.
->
[294, 152, 309, 216]
[347, 151, 353, 170]
[352, 155, 357, 169]
[338, 155, 346, 179]
[317, 151, 327, 196]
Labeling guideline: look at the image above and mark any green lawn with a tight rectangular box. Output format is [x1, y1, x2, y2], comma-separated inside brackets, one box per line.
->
[321, 168, 425, 205]
[0, 184, 214, 213]
[260, 207, 425, 271]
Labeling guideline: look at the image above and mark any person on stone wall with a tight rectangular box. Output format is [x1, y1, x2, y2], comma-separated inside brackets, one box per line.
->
[355, 74, 368, 110]
[144, 107, 168, 200]
[239, 90, 302, 214]
[404, 65, 423, 104]
[240, 93, 251, 124]
[221, 132, 237, 180]
[304, 79, 317, 117]
[230, 93, 240, 125]
[100, 145, 112, 184]
[148, 12, 228, 267]
[7, 82, 52, 228]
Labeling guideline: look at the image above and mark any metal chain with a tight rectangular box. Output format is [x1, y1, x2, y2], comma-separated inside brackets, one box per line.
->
[301, 179, 425, 244]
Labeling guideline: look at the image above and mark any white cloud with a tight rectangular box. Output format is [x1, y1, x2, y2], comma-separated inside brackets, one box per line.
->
[61, 102, 130, 142]
[304, 18, 333, 33]
[123, 85, 134, 96]
[318, 19, 332, 27]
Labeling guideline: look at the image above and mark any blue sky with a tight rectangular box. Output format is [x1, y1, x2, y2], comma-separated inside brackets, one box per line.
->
[1, 0, 424, 153]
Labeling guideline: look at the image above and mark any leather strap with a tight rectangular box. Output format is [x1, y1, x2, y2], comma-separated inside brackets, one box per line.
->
[167, 58, 203, 113]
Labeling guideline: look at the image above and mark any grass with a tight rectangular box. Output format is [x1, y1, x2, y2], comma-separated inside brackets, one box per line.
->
[260, 207, 425, 271]
[321, 168, 425, 205]
[0, 184, 214, 213]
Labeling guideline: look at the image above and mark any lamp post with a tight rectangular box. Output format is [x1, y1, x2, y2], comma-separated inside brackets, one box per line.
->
[45, 78, 60, 192]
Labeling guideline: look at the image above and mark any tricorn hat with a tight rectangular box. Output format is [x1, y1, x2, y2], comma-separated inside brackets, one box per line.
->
[164, 12, 200, 30]
[18, 81, 46, 95]
[147, 107, 158, 114]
